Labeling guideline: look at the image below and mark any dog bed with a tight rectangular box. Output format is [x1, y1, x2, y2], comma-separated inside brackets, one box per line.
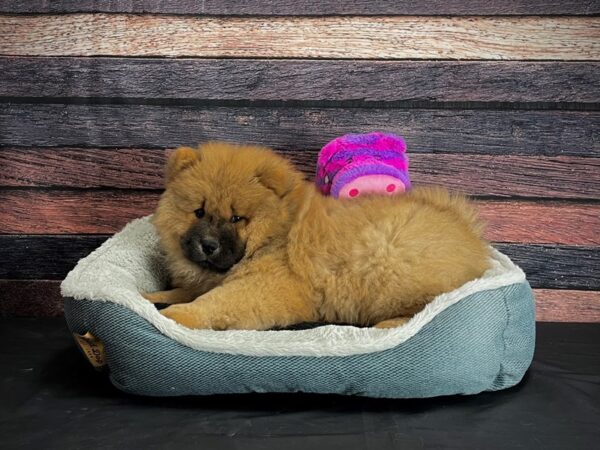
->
[62, 216, 535, 398]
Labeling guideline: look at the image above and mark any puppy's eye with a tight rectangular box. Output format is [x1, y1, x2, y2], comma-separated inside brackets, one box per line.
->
[194, 208, 205, 219]
[230, 215, 244, 224]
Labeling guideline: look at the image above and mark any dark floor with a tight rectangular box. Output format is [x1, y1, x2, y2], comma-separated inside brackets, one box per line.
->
[0, 320, 598, 450]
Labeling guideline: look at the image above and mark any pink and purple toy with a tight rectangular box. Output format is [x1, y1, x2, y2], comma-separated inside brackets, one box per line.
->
[316, 132, 411, 199]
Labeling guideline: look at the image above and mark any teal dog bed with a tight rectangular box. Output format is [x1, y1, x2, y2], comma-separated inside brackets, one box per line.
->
[62, 217, 535, 398]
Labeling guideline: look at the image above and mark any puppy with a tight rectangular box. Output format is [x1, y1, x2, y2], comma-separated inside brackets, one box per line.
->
[144, 142, 490, 330]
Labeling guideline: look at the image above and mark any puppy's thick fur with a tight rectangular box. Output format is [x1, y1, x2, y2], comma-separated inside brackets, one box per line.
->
[145, 142, 490, 330]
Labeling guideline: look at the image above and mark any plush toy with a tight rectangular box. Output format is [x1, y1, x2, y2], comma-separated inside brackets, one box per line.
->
[316, 132, 411, 199]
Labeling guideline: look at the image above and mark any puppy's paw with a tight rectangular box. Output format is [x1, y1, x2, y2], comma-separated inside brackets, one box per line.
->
[373, 317, 411, 329]
[160, 305, 205, 329]
[142, 291, 169, 304]
[142, 288, 196, 305]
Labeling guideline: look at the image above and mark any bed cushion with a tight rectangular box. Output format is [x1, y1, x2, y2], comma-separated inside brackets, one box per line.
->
[62, 216, 535, 398]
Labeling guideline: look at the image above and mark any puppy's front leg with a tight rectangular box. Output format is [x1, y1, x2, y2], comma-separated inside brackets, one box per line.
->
[142, 287, 200, 305]
[160, 276, 318, 330]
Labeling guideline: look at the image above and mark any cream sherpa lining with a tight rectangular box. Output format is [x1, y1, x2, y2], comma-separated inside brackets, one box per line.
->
[61, 216, 526, 357]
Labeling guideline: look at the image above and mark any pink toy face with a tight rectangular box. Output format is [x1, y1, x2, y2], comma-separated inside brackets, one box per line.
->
[338, 174, 406, 199]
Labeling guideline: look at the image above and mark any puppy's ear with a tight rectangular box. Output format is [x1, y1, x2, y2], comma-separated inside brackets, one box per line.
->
[165, 146, 200, 184]
[255, 158, 299, 198]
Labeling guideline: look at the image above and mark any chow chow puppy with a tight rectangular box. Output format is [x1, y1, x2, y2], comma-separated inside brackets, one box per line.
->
[144, 142, 490, 330]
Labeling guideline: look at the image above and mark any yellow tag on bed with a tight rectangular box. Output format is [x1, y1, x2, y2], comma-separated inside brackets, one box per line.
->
[73, 332, 106, 369]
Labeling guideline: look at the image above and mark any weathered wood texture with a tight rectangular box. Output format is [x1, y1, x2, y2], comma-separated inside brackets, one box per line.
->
[2, 1, 598, 15]
[410, 155, 600, 200]
[477, 202, 600, 246]
[0, 191, 158, 235]
[2, 105, 598, 157]
[0, 8, 598, 321]
[534, 289, 600, 323]
[0, 236, 109, 280]
[3, 58, 599, 104]
[494, 244, 599, 291]
[2, 280, 598, 322]
[0, 148, 167, 189]
[2, 149, 598, 200]
[0, 236, 596, 290]
[0, 191, 598, 245]
[1, 15, 599, 60]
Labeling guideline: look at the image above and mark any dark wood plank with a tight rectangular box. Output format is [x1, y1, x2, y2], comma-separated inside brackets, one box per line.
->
[534, 289, 600, 323]
[0, 236, 597, 290]
[0, 235, 109, 280]
[495, 244, 599, 291]
[2, 58, 599, 103]
[0, 280, 63, 318]
[2, 105, 597, 156]
[1, 191, 598, 245]
[2, 15, 598, 60]
[1, 149, 599, 200]
[1, 1, 597, 15]
[1, 280, 598, 322]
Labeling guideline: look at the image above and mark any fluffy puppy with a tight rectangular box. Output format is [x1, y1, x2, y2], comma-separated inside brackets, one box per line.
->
[144, 142, 491, 330]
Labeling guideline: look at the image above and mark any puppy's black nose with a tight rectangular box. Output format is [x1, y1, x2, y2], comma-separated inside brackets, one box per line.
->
[201, 239, 220, 256]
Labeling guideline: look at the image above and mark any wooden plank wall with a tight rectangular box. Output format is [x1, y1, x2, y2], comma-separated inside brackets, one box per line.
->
[0, 1, 599, 321]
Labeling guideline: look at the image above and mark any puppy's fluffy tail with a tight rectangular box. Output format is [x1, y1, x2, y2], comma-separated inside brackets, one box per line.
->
[408, 186, 486, 238]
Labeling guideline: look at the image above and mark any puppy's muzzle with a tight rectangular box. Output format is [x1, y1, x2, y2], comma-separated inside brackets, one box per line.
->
[182, 235, 218, 262]
[200, 238, 220, 256]
[181, 226, 245, 273]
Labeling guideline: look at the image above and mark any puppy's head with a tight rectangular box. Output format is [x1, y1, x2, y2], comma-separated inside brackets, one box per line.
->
[154, 142, 304, 273]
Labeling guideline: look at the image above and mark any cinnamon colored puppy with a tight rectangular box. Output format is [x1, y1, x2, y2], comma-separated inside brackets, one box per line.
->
[144, 142, 490, 330]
